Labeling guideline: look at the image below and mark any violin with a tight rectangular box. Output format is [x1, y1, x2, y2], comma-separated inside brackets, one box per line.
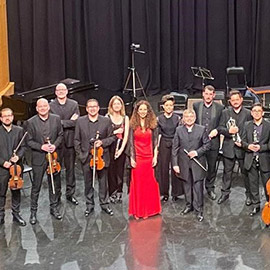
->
[262, 179, 270, 225]
[46, 151, 61, 175]
[8, 132, 28, 190]
[45, 138, 61, 194]
[9, 163, 24, 190]
[90, 146, 105, 170]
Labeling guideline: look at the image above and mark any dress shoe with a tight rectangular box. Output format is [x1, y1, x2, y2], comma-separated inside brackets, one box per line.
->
[172, 196, 179, 202]
[197, 212, 204, 222]
[12, 213, 26, 226]
[29, 212, 37, 225]
[84, 207, 94, 217]
[217, 194, 229, 204]
[109, 194, 117, 204]
[67, 196, 79, 205]
[116, 193, 122, 203]
[207, 190, 217, 201]
[102, 206, 114, 216]
[245, 196, 252, 206]
[0, 217, 4, 225]
[162, 196, 169, 202]
[181, 207, 193, 215]
[249, 207, 260, 216]
[50, 210, 62, 220]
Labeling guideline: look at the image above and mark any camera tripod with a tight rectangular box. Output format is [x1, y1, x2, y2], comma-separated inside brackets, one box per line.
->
[124, 46, 147, 100]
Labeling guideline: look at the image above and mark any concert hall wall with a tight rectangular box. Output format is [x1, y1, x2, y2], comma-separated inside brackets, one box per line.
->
[6, 0, 270, 95]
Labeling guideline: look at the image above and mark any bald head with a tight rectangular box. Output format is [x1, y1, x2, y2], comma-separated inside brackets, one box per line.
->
[36, 98, 50, 118]
[55, 83, 68, 102]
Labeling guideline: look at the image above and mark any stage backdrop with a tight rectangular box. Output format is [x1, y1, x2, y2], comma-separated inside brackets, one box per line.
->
[6, 0, 270, 95]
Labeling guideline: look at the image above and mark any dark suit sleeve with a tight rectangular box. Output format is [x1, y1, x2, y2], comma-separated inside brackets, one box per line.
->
[196, 127, 211, 157]
[53, 117, 63, 148]
[101, 118, 117, 148]
[172, 129, 180, 167]
[241, 123, 250, 151]
[217, 110, 231, 138]
[26, 121, 43, 151]
[61, 102, 80, 129]
[74, 119, 88, 163]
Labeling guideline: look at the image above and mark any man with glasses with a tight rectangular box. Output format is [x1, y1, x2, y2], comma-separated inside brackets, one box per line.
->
[0, 108, 27, 226]
[241, 103, 270, 216]
[50, 83, 80, 205]
[74, 99, 116, 217]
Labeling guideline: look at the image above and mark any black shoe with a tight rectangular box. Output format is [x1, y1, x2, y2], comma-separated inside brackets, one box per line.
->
[67, 196, 79, 205]
[245, 196, 252, 206]
[29, 212, 37, 225]
[0, 217, 4, 225]
[207, 190, 217, 201]
[172, 196, 179, 202]
[102, 206, 114, 216]
[181, 207, 193, 215]
[109, 194, 117, 204]
[116, 194, 122, 203]
[50, 210, 62, 220]
[249, 207, 260, 216]
[197, 212, 204, 222]
[162, 196, 169, 202]
[12, 213, 26, 226]
[84, 207, 94, 217]
[217, 194, 229, 204]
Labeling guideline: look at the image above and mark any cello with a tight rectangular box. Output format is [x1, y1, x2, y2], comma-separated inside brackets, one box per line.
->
[262, 179, 270, 225]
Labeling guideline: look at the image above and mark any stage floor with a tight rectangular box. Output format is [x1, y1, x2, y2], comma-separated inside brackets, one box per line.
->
[0, 163, 269, 270]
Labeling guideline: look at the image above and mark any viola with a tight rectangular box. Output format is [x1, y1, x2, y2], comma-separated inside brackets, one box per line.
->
[262, 179, 270, 225]
[46, 151, 61, 175]
[90, 145, 105, 170]
[9, 163, 24, 190]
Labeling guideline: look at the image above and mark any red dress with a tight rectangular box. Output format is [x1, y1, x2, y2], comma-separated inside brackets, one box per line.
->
[129, 127, 161, 218]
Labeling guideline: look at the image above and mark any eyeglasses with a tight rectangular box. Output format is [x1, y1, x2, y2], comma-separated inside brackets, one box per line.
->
[56, 89, 67, 92]
[1, 115, 13, 118]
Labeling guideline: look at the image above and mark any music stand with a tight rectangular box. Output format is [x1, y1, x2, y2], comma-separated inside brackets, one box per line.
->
[191, 67, 214, 89]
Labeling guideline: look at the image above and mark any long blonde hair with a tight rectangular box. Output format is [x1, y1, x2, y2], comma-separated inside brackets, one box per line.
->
[130, 100, 157, 130]
[107, 95, 126, 116]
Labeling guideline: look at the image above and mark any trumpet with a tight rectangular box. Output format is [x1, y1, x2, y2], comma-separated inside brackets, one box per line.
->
[226, 117, 241, 143]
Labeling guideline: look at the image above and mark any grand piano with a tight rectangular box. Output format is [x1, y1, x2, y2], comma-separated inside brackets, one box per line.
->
[1, 79, 134, 122]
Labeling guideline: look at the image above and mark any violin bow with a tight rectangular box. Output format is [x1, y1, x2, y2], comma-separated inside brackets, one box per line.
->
[114, 138, 121, 160]
[184, 149, 207, 172]
[12, 131, 28, 157]
[92, 131, 100, 188]
[46, 138, 56, 194]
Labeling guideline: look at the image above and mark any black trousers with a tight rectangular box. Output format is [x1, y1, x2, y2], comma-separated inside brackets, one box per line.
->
[108, 140, 125, 196]
[157, 137, 184, 197]
[31, 161, 61, 212]
[205, 149, 219, 192]
[0, 174, 21, 218]
[182, 169, 203, 213]
[58, 145, 76, 198]
[221, 156, 250, 197]
[247, 160, 270, 207]
[81, 157, 109, 210]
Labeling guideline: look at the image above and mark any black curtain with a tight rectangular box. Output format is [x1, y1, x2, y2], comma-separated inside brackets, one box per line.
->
[6, 0, 270, 95]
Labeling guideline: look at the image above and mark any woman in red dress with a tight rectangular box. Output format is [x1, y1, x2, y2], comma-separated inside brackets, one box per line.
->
[128, 100, 161, 219]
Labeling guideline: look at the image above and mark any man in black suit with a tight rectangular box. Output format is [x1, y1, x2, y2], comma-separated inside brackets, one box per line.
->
[217, 90, 252, 205]
[193, 85, 224, 200]
[74, 99, 116, 217]
[27, 98, 63, 225]
[0, 108, 26, 226]
[172, 109, 210, 222]
[241, 103, 270, 216]
[50, 83, 80, 205]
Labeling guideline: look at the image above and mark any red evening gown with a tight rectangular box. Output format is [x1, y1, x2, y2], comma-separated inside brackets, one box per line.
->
[129, 127, 161, 218]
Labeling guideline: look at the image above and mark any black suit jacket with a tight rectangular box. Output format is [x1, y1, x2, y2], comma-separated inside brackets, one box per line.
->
[26, 114, 63, 166]
[74, 115, 116, 166]
[218, 107, 252, 159]
[172, 124, 211, 181]
[242, 119, 270, 172]
[193, 101, 224, 150]
[49, 98, 80, 148]
[0, 125, 26, 176]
